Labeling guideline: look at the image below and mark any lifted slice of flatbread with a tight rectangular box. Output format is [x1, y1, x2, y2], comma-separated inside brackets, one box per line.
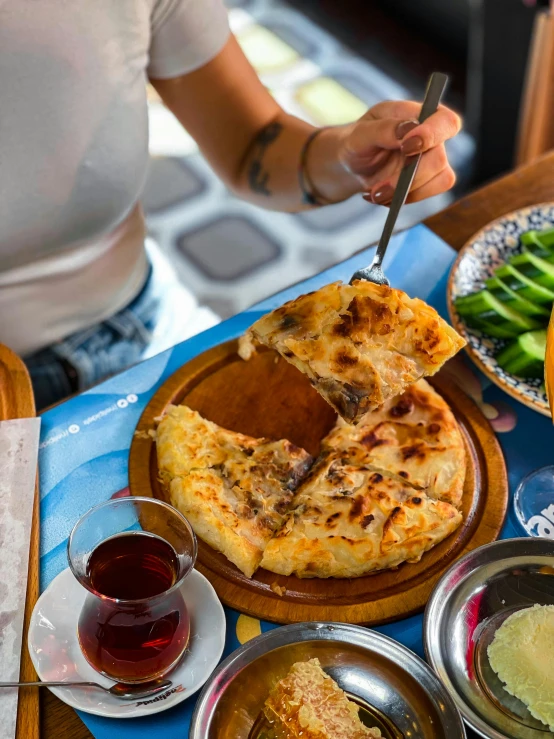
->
[156, 405, 312, 578]
[322, 380, 465, 507]
[260, 455, 462, 579]
[239, 281, 465, 424]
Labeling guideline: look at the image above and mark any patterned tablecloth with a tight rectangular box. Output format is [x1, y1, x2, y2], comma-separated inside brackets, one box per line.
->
[39, 224, 551, 738]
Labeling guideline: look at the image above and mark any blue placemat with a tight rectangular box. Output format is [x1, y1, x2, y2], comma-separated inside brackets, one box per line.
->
[39, 223, 551, 738]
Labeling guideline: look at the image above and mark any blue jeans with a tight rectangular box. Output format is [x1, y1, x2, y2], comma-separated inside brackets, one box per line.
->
[24, 242, 219, 411]
[25, 267, 159, 411]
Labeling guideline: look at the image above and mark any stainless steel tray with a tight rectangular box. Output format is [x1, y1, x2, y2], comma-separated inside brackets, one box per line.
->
[424, 537, 554, 738]
[190, 622, 465, 738]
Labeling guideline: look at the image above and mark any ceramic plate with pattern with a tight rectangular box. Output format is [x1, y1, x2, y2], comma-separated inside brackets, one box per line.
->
[448, 203, 554, 417]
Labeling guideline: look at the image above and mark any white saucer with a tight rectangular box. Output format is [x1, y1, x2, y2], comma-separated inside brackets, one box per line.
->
[28, 567, 226, 718]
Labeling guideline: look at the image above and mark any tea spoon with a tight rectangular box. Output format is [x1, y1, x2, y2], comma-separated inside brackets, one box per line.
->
[351, 71, 448, 287]
[0, 677, 172, 700]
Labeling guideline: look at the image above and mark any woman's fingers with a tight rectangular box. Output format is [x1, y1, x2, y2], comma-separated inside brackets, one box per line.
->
[400, 107, 461, 156]
[345, 103, 460, 173]
[364, 163, 456, 205]
[406, 166, 456, 202]
[342, 99, 461, 203]
[343, 117, 418, 165]
[364, 145, 450, 203]
[370, 101, 461, 132]
[366, 101, 461, 153]
[411, 145, 449, 189]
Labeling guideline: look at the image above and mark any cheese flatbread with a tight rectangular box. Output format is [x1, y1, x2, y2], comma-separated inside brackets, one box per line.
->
[260, 455, 462, 578]
[156, 405, 312, 577]
[239, 281, 465, 423]
[322, 380, 465, 507]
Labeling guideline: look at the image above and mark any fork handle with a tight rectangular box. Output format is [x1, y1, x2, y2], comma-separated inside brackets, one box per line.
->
[372, 72, 449, 270]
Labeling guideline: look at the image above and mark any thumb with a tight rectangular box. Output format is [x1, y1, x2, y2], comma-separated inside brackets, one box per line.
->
[345, 117, 419, 157]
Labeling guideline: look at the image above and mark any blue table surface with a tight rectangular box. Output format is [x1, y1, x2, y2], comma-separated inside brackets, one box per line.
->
[39, 224, 552, 738]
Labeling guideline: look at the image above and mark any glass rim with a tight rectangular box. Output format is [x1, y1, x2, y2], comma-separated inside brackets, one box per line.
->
[67, 496, 198, 605]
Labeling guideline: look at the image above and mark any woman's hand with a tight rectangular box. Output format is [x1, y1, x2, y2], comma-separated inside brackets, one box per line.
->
[153, 36, 462, 212]
[308, 100, 462, 206]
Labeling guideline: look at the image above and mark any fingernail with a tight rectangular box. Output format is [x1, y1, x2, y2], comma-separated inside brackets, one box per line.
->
[362, 193, 373, 203]
[395, 119, 419, 140]
[372, 184, 394, 204]
[401, 136, 424, 155]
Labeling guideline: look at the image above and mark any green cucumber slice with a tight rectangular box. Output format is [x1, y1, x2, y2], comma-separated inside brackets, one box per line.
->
[521, 226, 554, 249]
[537, 227, 554, 249]
[464, 317, 521, 339]
[501, 356, 544, 378]
[484, 277, 549, 317]
[520, 230, 538, 246]
[495, 264, 554, 303]
[454, 290, 539, 332]
[510, 250, 554, 288]
[455, 292, 487, 309]
[524, 241, 554, 265]
[455, 292, 493, 316]
[496, 329, 546, 379]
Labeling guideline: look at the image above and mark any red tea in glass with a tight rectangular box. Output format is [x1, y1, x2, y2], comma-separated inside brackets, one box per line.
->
[68, 498, 197, 683]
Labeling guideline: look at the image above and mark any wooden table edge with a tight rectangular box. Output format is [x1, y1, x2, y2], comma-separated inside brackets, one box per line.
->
[0, 344, 40, 739]
[424, 150, 554, 251]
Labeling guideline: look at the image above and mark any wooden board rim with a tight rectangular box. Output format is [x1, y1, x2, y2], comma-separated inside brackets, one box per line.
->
[129, 339, 508, 625]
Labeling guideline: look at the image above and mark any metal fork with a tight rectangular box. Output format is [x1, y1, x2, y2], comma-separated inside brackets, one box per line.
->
[351, 72, 449, 287]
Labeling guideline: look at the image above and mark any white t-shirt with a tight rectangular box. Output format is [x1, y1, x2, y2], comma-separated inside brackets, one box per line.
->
[0, 0, 230, 356]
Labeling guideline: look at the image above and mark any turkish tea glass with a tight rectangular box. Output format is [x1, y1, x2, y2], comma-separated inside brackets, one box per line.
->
[68, 497, 197, 683]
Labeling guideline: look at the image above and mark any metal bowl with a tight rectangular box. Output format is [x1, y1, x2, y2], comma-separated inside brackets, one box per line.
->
[190, 622, 465, 738]
[424, 537, 554, 739]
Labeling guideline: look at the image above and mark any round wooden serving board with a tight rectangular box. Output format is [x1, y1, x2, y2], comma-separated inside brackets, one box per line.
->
[129, 339, 508, 626]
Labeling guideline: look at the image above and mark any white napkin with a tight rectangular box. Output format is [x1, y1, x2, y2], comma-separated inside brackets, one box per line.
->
[0, 418, 41, 739]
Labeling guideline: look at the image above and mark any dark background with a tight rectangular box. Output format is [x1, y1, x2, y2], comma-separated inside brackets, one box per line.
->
[289, 0, 548, 189]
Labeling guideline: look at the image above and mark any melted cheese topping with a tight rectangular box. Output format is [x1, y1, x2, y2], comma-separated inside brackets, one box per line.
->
[488, 604, 554, 730]
[260, 458, 462, 578]
[323, 380, 466, 507]
[156, 405, 312, 577]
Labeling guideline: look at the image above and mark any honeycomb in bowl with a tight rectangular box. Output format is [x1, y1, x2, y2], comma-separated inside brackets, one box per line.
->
[262, 658, 381, 738]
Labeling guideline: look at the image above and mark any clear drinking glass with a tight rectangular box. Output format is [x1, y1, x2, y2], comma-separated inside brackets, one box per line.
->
[514, 466, 554, 540]
[68, 497, 197, 683]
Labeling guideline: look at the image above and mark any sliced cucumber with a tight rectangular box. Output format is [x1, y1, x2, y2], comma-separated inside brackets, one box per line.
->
[524, 241, 554, 266]
[520, 231, 537, 246]
[521, 226, 554, 249]
[484, 277, 549, 318]
[496, 329, 546, 379]
[495, 264, 554, 303]
[455, 292, 492, 315]
[455, 290, 541, 334]
[509, 251, 554, 289]
[537, 226, 554, 249]
[464, 316, 522, 339]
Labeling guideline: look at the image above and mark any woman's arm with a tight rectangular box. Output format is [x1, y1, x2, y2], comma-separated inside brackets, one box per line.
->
[150, 36, 461, 213]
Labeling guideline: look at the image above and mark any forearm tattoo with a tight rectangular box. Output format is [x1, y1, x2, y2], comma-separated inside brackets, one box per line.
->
[247, 121, 283, 196]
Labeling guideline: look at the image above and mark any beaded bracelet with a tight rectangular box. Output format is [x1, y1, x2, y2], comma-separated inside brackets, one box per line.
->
[298, 128, 333, 206]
